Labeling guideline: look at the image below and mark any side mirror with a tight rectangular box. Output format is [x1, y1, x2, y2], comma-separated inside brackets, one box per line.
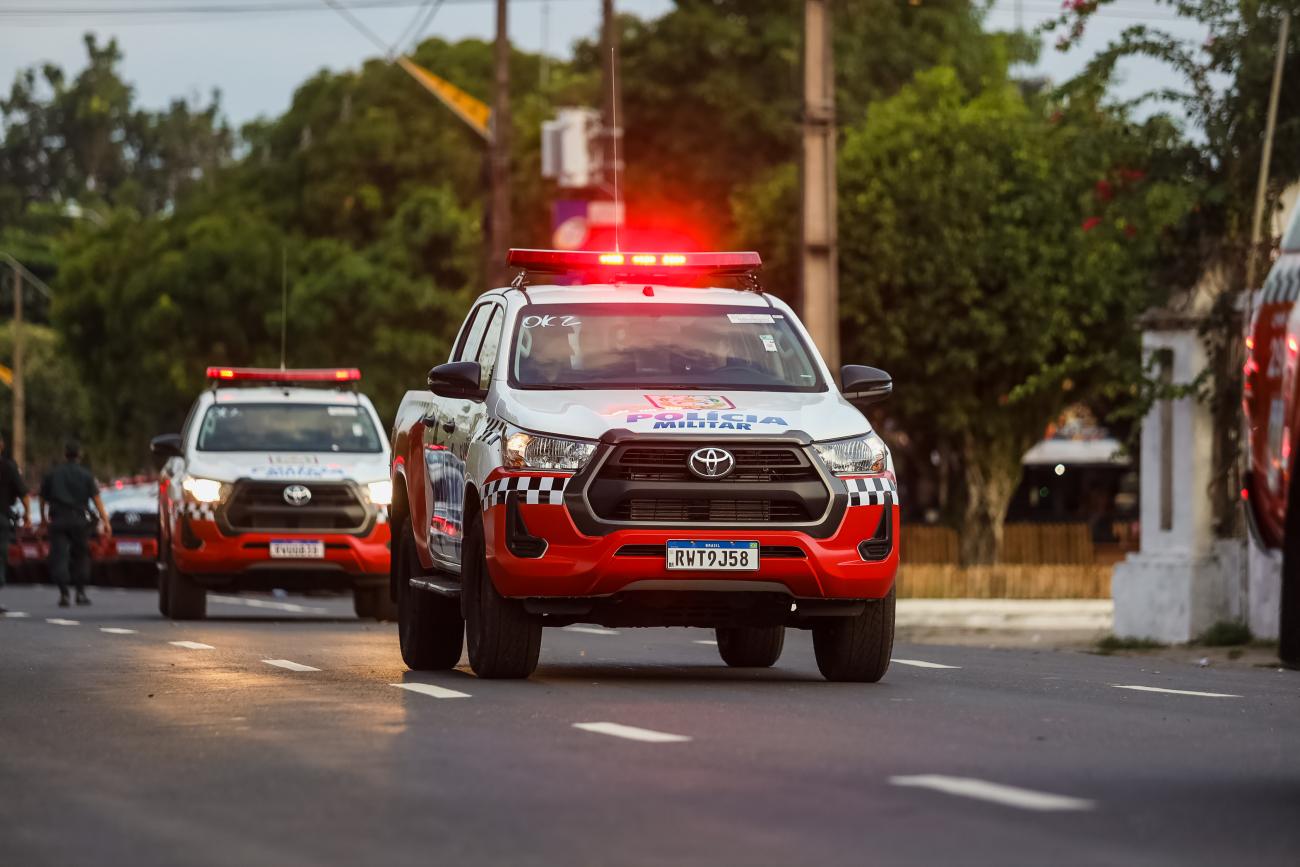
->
[149, 433, 184, 459]
[840, 365, 892, 407]
[427, 361, 485, 400]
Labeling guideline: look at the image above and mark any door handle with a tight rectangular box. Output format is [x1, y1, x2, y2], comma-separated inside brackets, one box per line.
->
[442, 420, 457, 434]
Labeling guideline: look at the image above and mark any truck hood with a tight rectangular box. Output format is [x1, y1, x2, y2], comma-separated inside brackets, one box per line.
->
[496, 389, 873, 442]
[184, 452, 390, 484]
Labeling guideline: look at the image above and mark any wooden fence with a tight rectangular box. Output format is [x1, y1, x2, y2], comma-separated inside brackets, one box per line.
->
[902, 523, 1098, 565]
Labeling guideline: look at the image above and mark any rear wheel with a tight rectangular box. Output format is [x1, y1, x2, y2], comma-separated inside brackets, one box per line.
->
[395, 517, 463, 670]
[354, 585, 398, 622]
[156, 561, 170, 616]
[463, 513, 541, 679]
[715, 625, 785, 668]
[812, 587, 894, 682]
[1281, 459, 1300, 667]
[160, 551, 206, 621]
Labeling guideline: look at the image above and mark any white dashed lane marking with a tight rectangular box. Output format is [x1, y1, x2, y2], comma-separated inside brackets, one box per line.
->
[391, 682, 471, 699]
[100, 627, 137, 635]
[3, 611, 29, 618]
[208, 595, 331, 615]
[170, 641, 215, 650]
[263, 659, 321, 672]
[46, 618, 79, 626]
[693, 639, 718, 646]
[573, 722, 692, 744]
[889, 775, 1095, 812]
[564, 626, 619, 636]
[892, 658, 961, 669]
[1112, 684, 1240, 699]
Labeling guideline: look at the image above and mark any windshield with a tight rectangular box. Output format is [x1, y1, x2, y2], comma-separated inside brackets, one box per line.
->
[1283, 202, 1300, 252]
[196, 404, 383, 453]
[510, 303, 824, 391]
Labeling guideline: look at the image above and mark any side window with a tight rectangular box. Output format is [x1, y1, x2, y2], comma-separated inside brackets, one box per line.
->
[453, 304, 492, 363]
[475, 307, 504, 388]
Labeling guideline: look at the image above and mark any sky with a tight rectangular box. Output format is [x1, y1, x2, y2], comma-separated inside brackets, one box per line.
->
[0, 0, 1203, 127]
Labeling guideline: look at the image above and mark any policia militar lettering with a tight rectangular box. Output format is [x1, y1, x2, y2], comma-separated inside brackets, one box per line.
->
[40, 440, 111, 607]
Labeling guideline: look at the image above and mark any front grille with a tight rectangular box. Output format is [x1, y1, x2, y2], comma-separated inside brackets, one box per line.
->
[583, 441, 831, 527]
[110, 511, 159, 537]
[223, 482, 369, 532]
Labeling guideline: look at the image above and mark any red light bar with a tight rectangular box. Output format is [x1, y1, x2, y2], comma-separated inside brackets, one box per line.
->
[206, 367, 361, 383]
[507, 249, 762, 275]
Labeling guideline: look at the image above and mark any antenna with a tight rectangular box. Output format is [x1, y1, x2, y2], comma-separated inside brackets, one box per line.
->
[610, 45, 622, 253]
[280, 244, 288, 371]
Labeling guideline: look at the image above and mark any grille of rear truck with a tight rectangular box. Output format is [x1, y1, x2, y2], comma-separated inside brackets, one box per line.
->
[222, 482, 368, 532]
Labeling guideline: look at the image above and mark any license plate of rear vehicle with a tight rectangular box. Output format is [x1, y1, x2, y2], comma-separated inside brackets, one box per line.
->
[665, 540, 759, 571]
[269, 540, 325, 559]
[116, 540, 144, 556]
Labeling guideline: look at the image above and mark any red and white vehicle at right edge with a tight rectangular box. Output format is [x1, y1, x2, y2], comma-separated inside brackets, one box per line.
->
[1244, 202, 1300, 665]
[388, 249, 900, 681]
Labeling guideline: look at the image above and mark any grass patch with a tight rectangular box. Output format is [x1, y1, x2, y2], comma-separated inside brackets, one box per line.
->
[1095, 634, 1165, 654]
[1195, 621, 1252, 647]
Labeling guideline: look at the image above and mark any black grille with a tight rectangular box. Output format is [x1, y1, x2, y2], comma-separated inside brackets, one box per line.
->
[584, 441, 830, 526]
[223, 482, 368, 532]
[109, 511, 159, 537]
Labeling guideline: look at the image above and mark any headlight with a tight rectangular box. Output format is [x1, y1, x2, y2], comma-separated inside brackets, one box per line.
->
[366, 480, 393, 506]
[503, 430, 596, 471]
[813, 432, 888, 476]
[181, 476, 227, 503]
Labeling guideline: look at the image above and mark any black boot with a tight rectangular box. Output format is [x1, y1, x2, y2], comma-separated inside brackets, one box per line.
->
[58, 591, 70, 608]
[75, 591, 91, 606]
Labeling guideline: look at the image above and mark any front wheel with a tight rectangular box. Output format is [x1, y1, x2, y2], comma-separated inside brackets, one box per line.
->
[716, 626, 785, 667]
[1281, 458, 1300, 667]
[812, 587, 894, 682]
[354, 585, 398, 622]
[395, 517, 463, 670]
[462, 512, 541, 679]
[160, 551, 206, 621]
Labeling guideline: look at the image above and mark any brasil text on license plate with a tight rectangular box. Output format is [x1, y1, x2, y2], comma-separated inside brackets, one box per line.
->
[269, 540, 325, 559]
[665, 540, 759, 571]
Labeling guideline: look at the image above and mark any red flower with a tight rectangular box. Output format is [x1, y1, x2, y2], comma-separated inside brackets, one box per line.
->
[1095, 179, 1114, 201]
[1124, 225, 1138, 238]
[1082, 216, 1102, 232]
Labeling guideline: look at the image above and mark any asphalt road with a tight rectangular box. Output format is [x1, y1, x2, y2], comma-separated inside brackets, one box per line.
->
[1, 584, 1297, 867]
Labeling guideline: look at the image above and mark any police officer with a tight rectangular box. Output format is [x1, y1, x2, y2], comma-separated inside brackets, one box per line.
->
[40, 440, 110, 607]
[0, 432, 32, 615]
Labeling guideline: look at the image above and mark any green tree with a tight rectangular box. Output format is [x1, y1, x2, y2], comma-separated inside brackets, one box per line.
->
[0, 323, 92, 477]
[837, 67, 1192, 563]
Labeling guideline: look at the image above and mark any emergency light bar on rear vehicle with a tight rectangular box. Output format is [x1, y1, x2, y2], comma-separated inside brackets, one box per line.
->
[206, 366, 361, 384]
[506, 249, 762, 279]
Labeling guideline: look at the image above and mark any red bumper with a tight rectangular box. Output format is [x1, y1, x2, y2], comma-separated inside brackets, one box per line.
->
[172, 518, 391, 576]
[92, 536, 160, 563]
[483, 481, 897, 600]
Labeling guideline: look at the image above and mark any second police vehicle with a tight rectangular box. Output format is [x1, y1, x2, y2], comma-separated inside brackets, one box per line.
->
[389, 249, 900, 681]
[151, 367, 393, 620]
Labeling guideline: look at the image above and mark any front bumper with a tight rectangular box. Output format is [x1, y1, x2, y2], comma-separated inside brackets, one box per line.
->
[172, 517, 391, 579]
[483, 472, 898, 600]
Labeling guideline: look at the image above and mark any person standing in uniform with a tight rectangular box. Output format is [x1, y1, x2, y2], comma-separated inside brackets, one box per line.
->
[41, 440, 110, 607]
[0, 432, 32, 615]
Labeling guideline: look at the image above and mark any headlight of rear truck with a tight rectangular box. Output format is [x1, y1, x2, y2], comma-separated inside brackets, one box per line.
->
[366, 480, 393, 506]
[181, 476, 228, 504]
[503, 429, 596, 471]
[813, 432, 888, 475]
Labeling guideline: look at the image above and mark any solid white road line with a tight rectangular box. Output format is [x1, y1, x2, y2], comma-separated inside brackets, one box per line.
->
[263, 659, 321, 672]
[1112, 684, 1240, 699]
[892, 658, 962, 669]
[564, 625, 620, 636]
[46, 618, 79, 626]
[208, 594, 331, 615]
[169, 640, 215, 650]
[390, 682, 471, 699]
[3, 611, 29, 618]
[693, 639, 718, 646]
[100, 627, 138, 635]
[573, 722, 692, 744]
[889, 775, 1095, 812]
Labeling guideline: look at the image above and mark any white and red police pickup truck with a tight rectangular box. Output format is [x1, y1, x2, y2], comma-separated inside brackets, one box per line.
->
[387, 249, 899, 680]
[150, 367, 393, 620]
[1244, 202, 1300, 665]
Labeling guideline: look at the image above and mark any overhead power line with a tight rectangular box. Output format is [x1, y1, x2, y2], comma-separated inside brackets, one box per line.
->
[0, 0, 569, 16]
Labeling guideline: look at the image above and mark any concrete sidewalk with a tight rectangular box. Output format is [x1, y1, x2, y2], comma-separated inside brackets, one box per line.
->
[896, 598, 1113, 648]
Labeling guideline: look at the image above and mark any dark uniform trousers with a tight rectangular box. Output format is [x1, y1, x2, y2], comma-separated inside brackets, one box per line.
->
[49, 523, 91, 594]
[0, 520, 10, 589]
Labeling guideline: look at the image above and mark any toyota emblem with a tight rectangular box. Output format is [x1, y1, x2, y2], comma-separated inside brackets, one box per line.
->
[688, 447, 736, 480]
[283, 484, 312, 506]
[124, 512, 141, 526]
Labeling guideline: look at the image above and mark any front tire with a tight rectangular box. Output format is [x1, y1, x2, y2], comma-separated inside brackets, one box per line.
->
[812, 587, 895, 682]
[462, 512, 541, 679]
[160, 551, 206, 621]
[716, 626, 785, 667]
[1281, 458, 1300, 667]
[394, 517, 463, 670]
[354, 585, 398, 622]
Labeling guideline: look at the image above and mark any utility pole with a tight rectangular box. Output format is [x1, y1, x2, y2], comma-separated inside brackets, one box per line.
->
[600, 0, 623, 216]
[12, 267, 23, 476]
[1246, 12, 1291, 293]
[801, 0, 839, 372]
[489, 0, 513, 286]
